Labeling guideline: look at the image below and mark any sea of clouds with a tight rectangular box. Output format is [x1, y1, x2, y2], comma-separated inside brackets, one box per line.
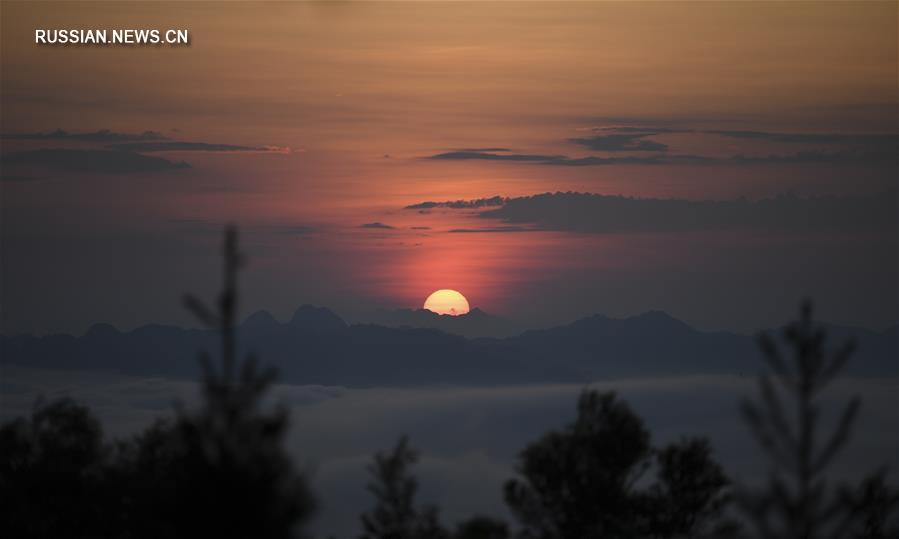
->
[1, 366, 896, 538]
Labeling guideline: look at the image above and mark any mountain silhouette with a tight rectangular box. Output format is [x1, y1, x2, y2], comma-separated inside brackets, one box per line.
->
[288, 305, 347, 332]
[83, 322, 121, 340]
[361, 307, 524, 338]
[2, 309, 895, 386]
[241, 310, 280, 332]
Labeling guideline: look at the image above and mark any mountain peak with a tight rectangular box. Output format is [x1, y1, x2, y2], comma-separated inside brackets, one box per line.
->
[84, 323, 120, 339]
[633, 310, 681, 322]
[362, 306, 522, 338]
[630, 310, 695, 331]
[289, 305, 346, 332]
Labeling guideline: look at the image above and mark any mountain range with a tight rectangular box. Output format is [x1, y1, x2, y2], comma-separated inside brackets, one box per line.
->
[359, 307, 525, 338]
[1, 306, 895, 386]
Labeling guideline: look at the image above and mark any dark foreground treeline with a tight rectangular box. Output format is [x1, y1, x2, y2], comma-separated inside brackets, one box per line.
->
[1, 228, 897, 539]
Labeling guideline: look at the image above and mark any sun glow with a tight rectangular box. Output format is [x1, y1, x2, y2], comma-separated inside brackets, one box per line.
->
[423, 289, 470, 316]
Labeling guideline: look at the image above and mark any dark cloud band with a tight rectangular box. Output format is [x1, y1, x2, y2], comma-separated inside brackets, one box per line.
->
[405, 196, 506, 210]
[359, 222, 395, 230]
[476, 191, 897, 234]
[107, 141, 284, 153]
[568, 133, 668, 152]
[408, 191, 897, 236]
[2, 148, 189, 173]
[1, 129, 167, 142]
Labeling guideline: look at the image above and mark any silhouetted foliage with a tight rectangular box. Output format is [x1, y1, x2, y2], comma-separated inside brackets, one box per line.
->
[453, 516, 509, 539]
[5, 234, 896, 539]
[739, 300, 897, 539]
[0, 227, 315, 539]
[505, 391, 651, 538]
[127, 225, 316, 538]
[0, 398, 116, 538]
[504, 390, 733, 539]
[360, 436, 449, 539]
[849, 472, 899, 539]
[644, 437, 739, 539]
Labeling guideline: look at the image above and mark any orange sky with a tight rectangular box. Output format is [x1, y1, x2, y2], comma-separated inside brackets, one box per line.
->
[1, 1, 897, 334]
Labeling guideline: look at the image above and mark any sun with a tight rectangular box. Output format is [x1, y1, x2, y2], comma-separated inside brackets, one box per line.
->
[423, 289, 470, 316]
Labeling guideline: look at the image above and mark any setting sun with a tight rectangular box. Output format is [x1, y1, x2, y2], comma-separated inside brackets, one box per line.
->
[423, 289, 470, 316]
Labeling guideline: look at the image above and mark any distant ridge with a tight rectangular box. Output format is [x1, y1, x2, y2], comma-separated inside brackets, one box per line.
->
[83, 323, 121, 339]
[2, 308, 896, 386]
[362, 307, 523, 338]
[241, 310, 279, 331]
[288, 305, 347, 332]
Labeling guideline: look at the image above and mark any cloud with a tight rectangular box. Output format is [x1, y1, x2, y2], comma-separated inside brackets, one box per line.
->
[426, 150, 673, 166]
[425, 125, 897, 168]
[0, 129, 168, 142]
[706, 130, 899, 146]
[1, 366, 895, 539]
[405, 196, 506, 210]
[473, 191, 897, 234]
[447, 226, 535, 233]
[1, 128, 290, 154]
[359, 222, 395, 230]
[730, 149, 897, 165]
[424, 148, 893, 167]
[568, 133, 669, 152]
[596, 126, 683, 135]
[596, 125, 899, 148]
[428, 150, 566, 163]
[410, 226, 431, 230]
[107, 141, 289, 153]
[567, 150, 889, 168]
[544, 155, 710, 166]
[1, 148, 189, 173]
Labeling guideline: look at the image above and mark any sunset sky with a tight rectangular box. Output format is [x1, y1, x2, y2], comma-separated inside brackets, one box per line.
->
[2, 1, 897, 335]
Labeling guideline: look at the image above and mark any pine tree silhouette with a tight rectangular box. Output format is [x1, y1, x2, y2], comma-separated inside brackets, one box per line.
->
[849, 471, 899, 538]
[644, 437, 736, 538]
[360, 436, 449, 539]
[739, 300, 862, 538]
[0, 398, 115, 538]
[504, 390, 735, 539]
[504, 390, 650, 539]
[122, 225, 317, 538]
[453, 515, 509, 539]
